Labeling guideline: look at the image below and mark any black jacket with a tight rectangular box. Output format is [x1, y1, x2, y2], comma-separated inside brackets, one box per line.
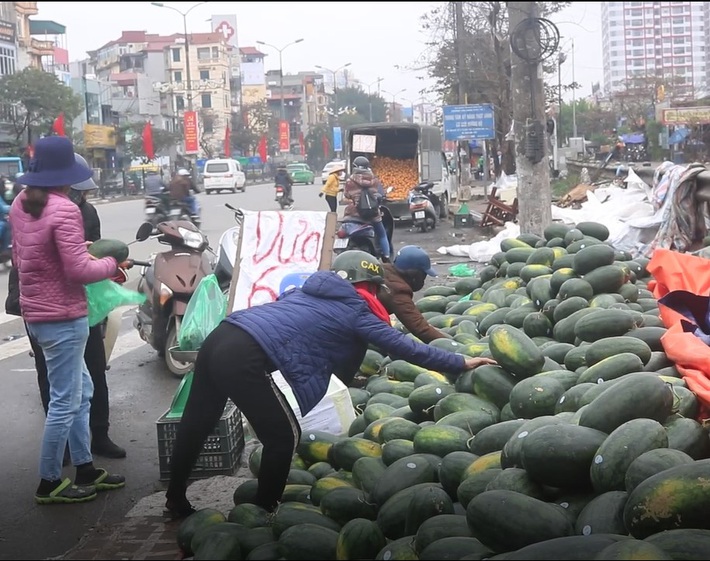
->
[5, 199, 101, 316]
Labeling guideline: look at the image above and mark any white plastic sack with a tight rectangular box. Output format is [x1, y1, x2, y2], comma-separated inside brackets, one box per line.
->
[271, 372, 356, 436]
[438, 221, 520, 263]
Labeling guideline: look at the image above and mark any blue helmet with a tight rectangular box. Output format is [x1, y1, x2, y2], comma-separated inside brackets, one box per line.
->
[393, 246, 437, 277]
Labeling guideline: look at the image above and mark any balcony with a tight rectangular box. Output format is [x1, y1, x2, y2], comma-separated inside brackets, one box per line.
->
[15, 2, 39, 16]
[29, 38, 55, 57]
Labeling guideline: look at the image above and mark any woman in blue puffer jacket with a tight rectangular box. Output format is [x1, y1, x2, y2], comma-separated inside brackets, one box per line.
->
[164, 249, 495, 519]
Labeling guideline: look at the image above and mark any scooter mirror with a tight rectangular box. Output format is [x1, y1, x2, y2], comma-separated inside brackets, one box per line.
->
[135, 222, 153, 242]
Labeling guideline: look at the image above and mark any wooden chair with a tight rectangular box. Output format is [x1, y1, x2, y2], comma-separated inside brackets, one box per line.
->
[480, 186, 519, 227]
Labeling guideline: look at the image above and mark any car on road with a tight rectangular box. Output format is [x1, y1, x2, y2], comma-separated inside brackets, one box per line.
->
[203, 158, 247, 194]
[287, 163, 315, 185]
[321, 160, 346, 184]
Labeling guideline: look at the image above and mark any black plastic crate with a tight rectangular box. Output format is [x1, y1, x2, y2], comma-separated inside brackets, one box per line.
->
[157, 401, 245, 481]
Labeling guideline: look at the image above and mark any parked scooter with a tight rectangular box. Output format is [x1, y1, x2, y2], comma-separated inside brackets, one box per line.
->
[333, 204, 394, 260]
[409, 181, 441, 233]
[214, 203, 243, 294]
[133, 219, 214, 377]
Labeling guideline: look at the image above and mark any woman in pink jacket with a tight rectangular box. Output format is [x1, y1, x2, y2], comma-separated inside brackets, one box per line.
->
[10, 136, 126, 505]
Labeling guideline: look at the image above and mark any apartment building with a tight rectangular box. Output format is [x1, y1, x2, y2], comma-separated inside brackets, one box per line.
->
[87, 30, 233, 157]
[602, 1, 708, 100]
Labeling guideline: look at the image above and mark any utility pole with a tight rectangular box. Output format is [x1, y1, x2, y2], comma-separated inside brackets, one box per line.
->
[454, 1, 471, 202]
[557, 51, 565, 148]
[508, 1, 552, 237]
[571, 39, 577, 138]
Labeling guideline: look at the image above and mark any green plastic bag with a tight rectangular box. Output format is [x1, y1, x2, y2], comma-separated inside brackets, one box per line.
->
[449, 263, 476, 277]
[178, 274, 227, 352]
[86, 279, 146, 327]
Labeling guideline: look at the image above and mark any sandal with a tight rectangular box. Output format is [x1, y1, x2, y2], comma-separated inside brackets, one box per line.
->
[35, 478, 97, 505]
[77, 468, 126, 491]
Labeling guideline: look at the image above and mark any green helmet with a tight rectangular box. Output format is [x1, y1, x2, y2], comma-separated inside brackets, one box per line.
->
[331, 250, 385, 285]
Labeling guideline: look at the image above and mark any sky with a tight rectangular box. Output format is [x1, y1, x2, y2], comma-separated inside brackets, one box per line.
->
[36, 1, 603, 104]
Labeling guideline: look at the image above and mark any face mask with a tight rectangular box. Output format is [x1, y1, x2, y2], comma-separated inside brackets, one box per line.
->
[402, 270, 426, 292]
[69, 189, 83, 206]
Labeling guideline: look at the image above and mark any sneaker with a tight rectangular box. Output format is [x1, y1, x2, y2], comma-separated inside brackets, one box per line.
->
[76, 468, 126, 491]
[35, 478, 97, 505]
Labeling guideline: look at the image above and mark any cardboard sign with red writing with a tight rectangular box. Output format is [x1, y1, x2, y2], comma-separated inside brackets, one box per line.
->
[227, 210, 337, 313]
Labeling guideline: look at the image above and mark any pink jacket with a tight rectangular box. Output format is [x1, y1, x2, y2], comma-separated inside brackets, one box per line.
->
[10, 190, 118, 324]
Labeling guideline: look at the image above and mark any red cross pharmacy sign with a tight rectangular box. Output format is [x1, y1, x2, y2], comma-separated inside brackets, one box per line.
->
[216, 21, 235, 42]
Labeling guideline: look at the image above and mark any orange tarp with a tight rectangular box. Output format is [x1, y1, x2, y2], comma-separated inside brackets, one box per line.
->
[648, 248, 710, 418]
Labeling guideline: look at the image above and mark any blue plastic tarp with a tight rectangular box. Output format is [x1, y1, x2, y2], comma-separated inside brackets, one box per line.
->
[669, 127, 690, 145]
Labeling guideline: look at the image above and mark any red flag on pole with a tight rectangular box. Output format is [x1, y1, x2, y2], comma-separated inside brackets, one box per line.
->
[52, 112, 66, 137]
[142, 122, 155, 160]
[257, 135, 267, 162]
[322, 134, 330, 159]
[224, 125, 231, 157]
[298, 132, 305, 157]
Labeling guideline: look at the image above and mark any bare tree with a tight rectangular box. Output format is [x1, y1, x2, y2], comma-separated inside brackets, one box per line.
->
[199, 108, 219, 158]
[419, 2, 570, 177]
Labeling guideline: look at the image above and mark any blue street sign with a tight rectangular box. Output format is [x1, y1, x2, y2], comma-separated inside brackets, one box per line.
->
[248, 156, 262, 164]
[443, 104, 496, 141]
[333, 127, 343, 152]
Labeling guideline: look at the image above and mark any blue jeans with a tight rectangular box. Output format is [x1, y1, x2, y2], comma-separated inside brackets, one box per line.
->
[27, 318, 93, 481]
[373, 221, 391, 259]
[182, 195, 199, 216]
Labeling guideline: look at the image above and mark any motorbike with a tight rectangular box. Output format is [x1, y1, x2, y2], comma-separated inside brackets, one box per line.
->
[214, 203, 243, 295]
[333, 203, 394, 260]
[275, 184, 292, 210]
[409, 181, 441, 233]
[103, 221, 153, 367]
[133, 218, 214, 377]
[144, 192, 201, 232]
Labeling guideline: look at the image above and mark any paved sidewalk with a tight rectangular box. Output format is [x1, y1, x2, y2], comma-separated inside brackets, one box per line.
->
[61, 516, 182, 561]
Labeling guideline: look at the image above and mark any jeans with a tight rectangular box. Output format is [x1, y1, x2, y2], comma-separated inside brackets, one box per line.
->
[182, 195, 199, 216]
[373, 220, 391, 259]
[27, 317, 93, 481]
[33, 322, 110, 436]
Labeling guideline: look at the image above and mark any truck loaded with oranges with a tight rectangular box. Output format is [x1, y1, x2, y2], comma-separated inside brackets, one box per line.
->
[345, 122, 453, 220]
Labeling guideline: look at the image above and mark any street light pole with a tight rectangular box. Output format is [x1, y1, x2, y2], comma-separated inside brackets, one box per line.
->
[362, 78, 382, 122]
[315, 63, 352, 123]
[382, 88, 406, 122]
[151, 2, 206, 176]
[256, 39, 304, 124]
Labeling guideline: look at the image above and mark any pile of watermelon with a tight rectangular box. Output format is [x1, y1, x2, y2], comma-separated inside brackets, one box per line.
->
[176, 220, 710, 560]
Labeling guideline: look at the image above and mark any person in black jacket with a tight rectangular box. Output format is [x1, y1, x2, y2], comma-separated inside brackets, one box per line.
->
[5, 153, 126, 459]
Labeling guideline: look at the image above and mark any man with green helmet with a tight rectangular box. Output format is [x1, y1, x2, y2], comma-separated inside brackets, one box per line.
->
[164, 249, 495, 519]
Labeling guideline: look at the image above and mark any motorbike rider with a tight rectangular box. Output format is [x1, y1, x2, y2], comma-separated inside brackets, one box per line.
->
[378, 245, 452, 343]
[274, 165, 294, 206]
[6, 153, 128, 460]
[144, 168, 166, 196]
[343, 156, 391, 262]
[168, 168, 200, 218]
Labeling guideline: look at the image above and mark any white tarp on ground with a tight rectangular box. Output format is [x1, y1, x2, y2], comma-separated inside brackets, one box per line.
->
[438, 169, 659, 263]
